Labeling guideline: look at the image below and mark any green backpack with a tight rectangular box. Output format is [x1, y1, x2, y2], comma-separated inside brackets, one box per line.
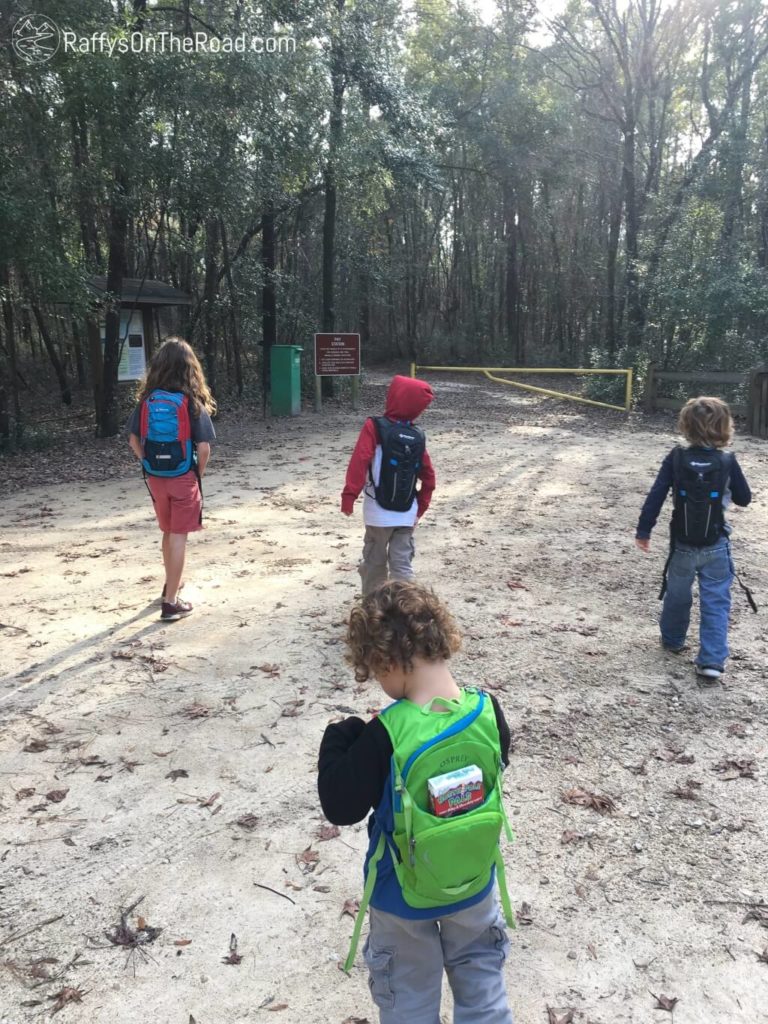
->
[345, 688, 515, 970]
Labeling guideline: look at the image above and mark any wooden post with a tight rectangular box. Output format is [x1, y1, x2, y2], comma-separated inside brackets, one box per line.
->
[315, 375, 322, 412]
[351, 374, 359, 411]
[644, 362, 657, 412]
[142, 306, 155, 360]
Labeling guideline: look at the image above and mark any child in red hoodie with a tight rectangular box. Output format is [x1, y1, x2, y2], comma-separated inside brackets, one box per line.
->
[341, 375, 436, 595]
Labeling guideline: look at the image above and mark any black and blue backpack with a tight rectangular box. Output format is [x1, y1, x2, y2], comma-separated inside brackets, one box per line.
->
[370, 416, 426, 512]
[670, 446, 731, 547]
[140, 390, 194, 478]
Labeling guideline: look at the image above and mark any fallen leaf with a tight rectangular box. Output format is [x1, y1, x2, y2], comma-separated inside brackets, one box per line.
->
[223, 932, 243, 965]
[313, 885, 331, 893]
[183, 702, 212, 719]
[518, 901, 533, 925]
[651, 992, 678, 1011]
[48, 987, 86, 1014]
[655, 747, 694, 765]
[316, 823, 340, 841]
[166, 769, 189, 781]
[506, 580, 528, 590]
[256, 663, 281, 677]
[546, 1008, 574, 1024]
[561, 830, 585, 845]
[712, 758, 756, 780]
[341, 898, 359, 919]
[561, 787, 617, 814]
[296, 846, 320, 873]
[80, 754, 109, 767]
[266, 1006, 288, 1013]
[23, 738, 48, 753]
[236, 813, 260, 831]
[742, 907, 768, 929]
[15, 787, 35, 801]
[46, 789, 69, 803]
[175, 938, 192, 946]
[281, 699, 305, 718]
[669, 786, 698, 801]
[342, 1018, 371, 1023]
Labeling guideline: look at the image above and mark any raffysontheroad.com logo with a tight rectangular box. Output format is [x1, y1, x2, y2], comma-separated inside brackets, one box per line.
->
[12, 14, 61, 65]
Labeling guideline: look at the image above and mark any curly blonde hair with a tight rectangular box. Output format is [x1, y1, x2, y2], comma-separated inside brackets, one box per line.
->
[136, 337, 216, 417]
[346, 581, 462, 683]
[678, 396, 733, 449]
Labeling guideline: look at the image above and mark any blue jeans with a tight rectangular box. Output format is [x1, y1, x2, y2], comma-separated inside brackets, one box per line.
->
[660, 538, 734, 669]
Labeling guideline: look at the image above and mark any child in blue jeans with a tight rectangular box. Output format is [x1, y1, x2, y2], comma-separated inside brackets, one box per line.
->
[636, 396, 751, 681]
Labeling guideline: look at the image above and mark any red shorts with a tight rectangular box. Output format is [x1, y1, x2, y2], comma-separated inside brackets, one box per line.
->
[147, 472, 202, 534]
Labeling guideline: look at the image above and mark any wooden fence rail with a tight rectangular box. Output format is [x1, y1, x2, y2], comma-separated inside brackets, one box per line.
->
[644, 363, 768, 438]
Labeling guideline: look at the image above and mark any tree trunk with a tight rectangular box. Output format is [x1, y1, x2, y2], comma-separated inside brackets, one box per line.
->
[19, 269, 71, 405]
[321, 0, 345, 398]
[100, 166, 130, 436]
[261, 202, 276, 410]
[202, 216, 220, 397]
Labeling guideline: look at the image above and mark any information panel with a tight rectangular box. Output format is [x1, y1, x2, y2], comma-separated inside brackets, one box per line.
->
[314, 333, 361, 376]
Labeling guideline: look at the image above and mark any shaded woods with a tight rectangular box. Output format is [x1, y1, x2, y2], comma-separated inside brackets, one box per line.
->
[2, 0, 768, 441]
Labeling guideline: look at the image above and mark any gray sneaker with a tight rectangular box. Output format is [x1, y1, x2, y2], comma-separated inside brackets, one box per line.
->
[695, 664, 723, 681]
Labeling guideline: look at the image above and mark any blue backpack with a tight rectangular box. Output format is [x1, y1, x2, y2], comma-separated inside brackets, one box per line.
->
[140, 390, 194, 477]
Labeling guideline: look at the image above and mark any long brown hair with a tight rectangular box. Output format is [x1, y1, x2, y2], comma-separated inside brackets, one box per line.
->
[136, 337, 216, 417]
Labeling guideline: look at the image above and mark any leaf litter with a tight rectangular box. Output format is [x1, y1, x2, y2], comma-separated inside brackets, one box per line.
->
[561, 787, 617, 814]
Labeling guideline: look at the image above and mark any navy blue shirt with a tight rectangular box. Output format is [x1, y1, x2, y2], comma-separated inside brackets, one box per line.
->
[636, 446, 751, 539]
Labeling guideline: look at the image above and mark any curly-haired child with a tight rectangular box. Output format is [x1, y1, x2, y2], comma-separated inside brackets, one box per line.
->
[318, 581, 514, 1023]
[636, 396, 752, 680]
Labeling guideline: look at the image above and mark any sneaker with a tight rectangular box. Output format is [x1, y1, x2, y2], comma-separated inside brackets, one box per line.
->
[160, 581, 185, 602]
[160, 599, 193, 622]
[695, 664, 723, 681]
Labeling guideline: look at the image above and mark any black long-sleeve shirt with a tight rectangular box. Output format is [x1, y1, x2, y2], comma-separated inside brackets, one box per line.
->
[636, 446, 751, 540]
[318, 694, 512, 826]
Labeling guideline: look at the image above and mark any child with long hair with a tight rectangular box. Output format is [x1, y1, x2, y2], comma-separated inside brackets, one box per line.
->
[127, 337, 216, 621]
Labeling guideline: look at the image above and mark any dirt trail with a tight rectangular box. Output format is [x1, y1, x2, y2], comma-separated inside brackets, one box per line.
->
[1, 372, 767, 1024]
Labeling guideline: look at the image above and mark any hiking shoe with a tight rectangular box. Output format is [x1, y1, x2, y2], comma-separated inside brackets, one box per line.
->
[695, 664, 723, 682]
[661, 642, 687, 654]
[160, 581, 185, 602]
[160, 599, 193, 622]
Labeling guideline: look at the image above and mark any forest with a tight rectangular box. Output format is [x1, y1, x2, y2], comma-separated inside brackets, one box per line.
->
[2, 0, 768, 441]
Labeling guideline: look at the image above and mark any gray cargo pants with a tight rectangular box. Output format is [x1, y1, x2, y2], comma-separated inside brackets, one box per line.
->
[362, 890, 514, 1023]
[359, 525, 416, 596]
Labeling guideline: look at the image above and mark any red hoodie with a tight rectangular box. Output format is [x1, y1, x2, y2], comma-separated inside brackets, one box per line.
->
[341, 375, 436, 520]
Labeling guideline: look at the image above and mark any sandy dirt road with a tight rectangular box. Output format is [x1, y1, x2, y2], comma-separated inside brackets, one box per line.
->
[1, 371, 767, 1024]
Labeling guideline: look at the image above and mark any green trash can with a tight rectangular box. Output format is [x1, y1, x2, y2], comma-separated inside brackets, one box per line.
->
[270, 345, 303, 416]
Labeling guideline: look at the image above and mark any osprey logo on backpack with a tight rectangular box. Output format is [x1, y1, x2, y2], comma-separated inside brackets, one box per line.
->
[370, 416, 426, 512]
[671, 446, 731, 547]
[140, 389, 194, 478]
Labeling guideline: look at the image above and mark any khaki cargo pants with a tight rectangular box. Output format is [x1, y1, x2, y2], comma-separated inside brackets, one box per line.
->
[359, 525, 415, 596]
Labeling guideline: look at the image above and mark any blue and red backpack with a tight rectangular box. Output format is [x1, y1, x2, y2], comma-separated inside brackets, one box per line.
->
[139, 390, 195, 478]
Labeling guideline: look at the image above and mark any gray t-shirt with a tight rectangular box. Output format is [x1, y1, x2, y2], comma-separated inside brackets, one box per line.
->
[126, 400, 216, 444]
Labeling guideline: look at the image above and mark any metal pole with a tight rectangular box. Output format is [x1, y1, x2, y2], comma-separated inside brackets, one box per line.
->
[410, 362, 417, 378]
